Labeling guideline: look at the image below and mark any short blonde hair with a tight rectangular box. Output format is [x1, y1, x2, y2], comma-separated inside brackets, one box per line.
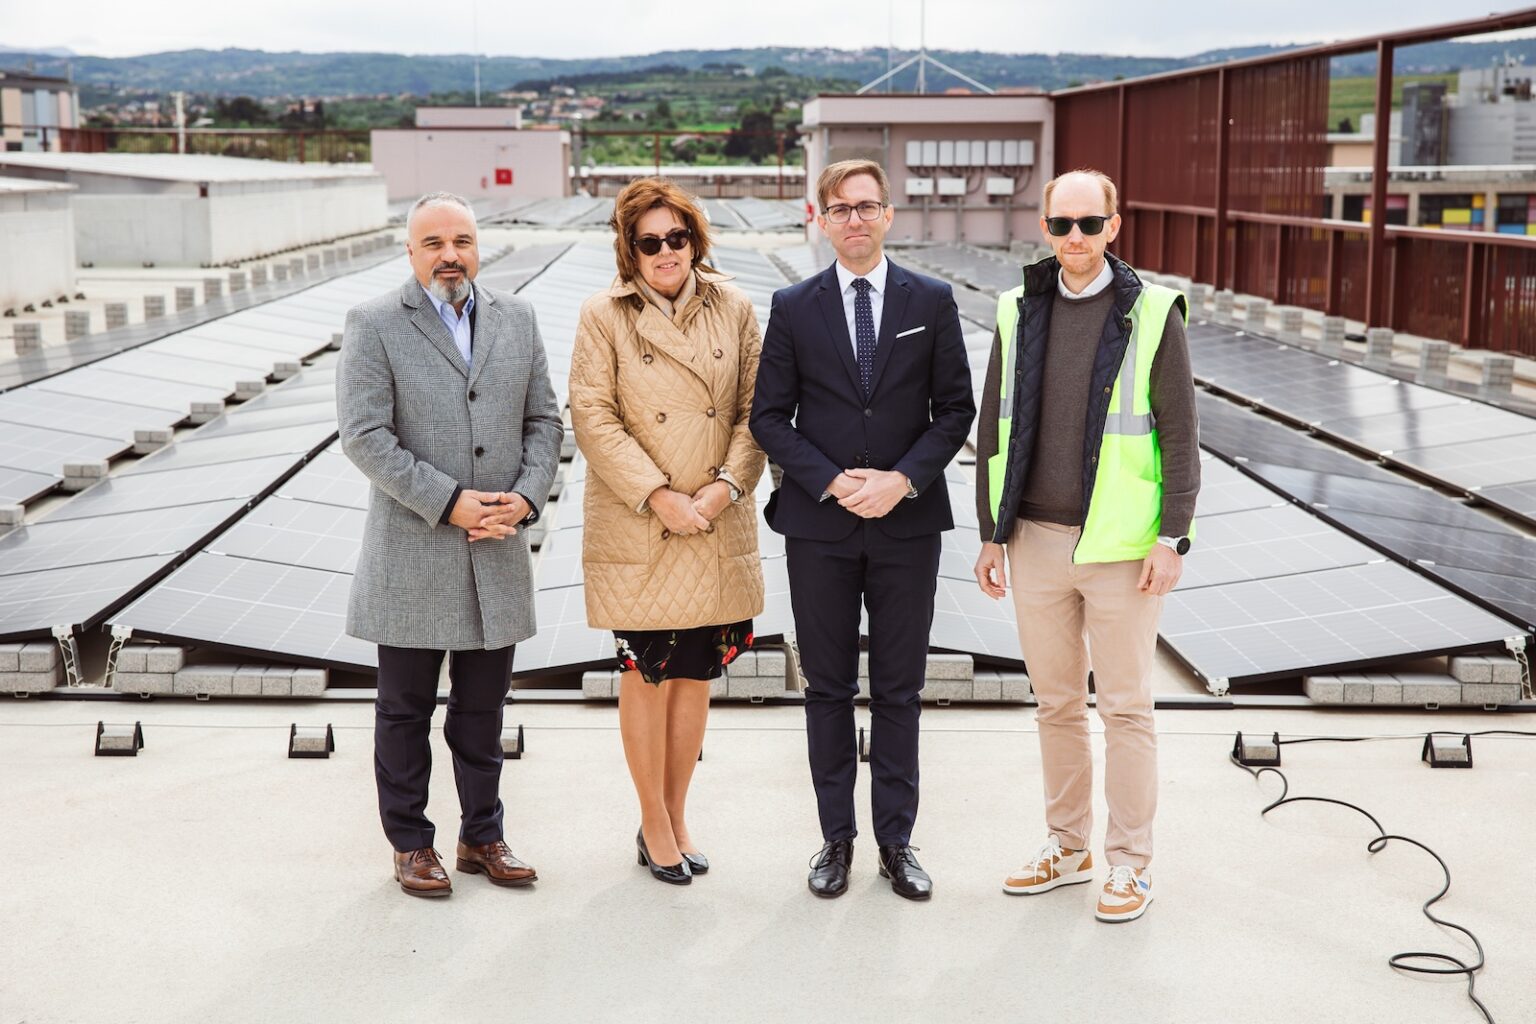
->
[1042, 169, 1119, 217]
[608, 177, 713, 282]
[816, 159, 891, 211]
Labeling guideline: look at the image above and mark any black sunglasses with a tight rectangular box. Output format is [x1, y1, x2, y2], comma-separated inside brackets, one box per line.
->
[1045, 215, 1112, 237]
[632, 228, 692, 256]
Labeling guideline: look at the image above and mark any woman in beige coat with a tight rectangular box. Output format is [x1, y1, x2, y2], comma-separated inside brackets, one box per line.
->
[570, 177, 765, 885]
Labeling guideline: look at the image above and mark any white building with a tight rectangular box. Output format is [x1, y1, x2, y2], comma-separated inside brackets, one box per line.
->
[0, 153, 386, 266]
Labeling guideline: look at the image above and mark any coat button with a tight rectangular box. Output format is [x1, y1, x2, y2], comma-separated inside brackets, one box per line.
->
[709, 466, 718, 478]
[864, 408, 872, 418]
[661, 529, 671, 540]
[468, 390, 477, 401]
[475, 446, 485, 457]
[642, 354, 654, 364]
[706, 407, 716, 418]
[657, 412, 667, 423]
[1103, 386, 1112, 395]
[706, 524, 715, 534]
[713, 348, 723, 358]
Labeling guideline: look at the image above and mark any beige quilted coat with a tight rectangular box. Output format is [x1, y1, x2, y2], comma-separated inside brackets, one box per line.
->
[570, 267, 766, 631]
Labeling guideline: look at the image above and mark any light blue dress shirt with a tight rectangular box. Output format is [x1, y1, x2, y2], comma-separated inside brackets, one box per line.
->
[427, 287, 474, 367]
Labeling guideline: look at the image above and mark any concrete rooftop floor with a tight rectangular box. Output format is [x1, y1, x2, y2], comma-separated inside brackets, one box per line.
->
[2, 699, 1533, 1023]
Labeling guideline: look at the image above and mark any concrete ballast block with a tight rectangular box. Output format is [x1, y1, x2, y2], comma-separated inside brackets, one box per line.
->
[115, 645, 153, 674]
[1417, 340, 1451, 384]
[114, 671, 175, 695]
[0, 671, 60, 694]
[581, 671, 614, 698]
[64, 310, 90, 340]
[0, 505, 24, 529]
[1449, 655, 1493, 684]
[190, 400, 224, 424]
[13, 321, 42, 354]
[261, 666, 294, 696]
[233, 665, 267, 696]
[272, 263, 289, 282]
[173, 666, 235, 697]
[235, 380, 266, 401]
[175, 286, 197, 311]
[250, 266, 268, 286]
[925, 653, 974, 681]
[104, 302, 129, 330]
[203, 277, 223, 300]
[1487, 656, 1521, 685]
[1395, 673, 1462, 706]
[971, 669, 1002, 702]
[133, 428, 173, 455]
[228, 271, 247, 293]
[925, 679, 974, 702]
[144, 645, 186, 674]
[291, 667, 328, 697]
[144, 294, 166, 319]
[999, 672, 1034, 703]
[1303, 675, 1344, 703]
[1365, 327, 1395, 367]
[1461, 682, 1521, 706]
[0, 643, 23, 673]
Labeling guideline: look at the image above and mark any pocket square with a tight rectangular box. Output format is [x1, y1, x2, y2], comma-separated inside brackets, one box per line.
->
[895, 325, 926, 339]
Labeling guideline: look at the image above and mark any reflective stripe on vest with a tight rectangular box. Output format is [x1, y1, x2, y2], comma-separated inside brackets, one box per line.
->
[990, 276, 1189, 563]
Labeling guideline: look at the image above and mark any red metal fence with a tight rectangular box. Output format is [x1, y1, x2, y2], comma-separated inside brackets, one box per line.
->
[1052, 9, 1536, 357]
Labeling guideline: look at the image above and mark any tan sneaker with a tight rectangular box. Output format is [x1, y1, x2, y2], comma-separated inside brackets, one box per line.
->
[1095, 865, 1153, 922]
[1003, 835, 1094, 895]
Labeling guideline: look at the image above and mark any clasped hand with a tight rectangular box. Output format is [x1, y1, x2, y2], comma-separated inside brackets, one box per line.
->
[450, 490, 529, 543]
[832, 468, 908, 519]
[649, 481, 731, 536]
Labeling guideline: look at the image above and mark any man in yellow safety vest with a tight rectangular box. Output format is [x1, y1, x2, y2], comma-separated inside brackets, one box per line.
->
[973, 168, 1200, 923]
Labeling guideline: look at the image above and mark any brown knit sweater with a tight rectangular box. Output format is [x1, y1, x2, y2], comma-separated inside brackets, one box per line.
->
[975, 284, 1200, 543]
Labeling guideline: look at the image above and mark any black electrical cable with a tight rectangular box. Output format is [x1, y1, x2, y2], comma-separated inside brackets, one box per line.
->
[1230, 738, 1513, 1024]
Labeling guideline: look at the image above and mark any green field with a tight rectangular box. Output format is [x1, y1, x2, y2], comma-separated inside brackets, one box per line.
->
[1327, 73, 1458, 134]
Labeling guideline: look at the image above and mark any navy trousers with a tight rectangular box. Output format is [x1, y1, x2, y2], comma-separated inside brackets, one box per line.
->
[787, 522, 940, 847]
[374, 643, 514, 853]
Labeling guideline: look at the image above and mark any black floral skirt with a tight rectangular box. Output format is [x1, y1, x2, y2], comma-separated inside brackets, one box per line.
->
[614, 620, 754, 686]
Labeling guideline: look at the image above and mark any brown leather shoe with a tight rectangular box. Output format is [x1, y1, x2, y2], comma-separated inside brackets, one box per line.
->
[456, 839, 537, 887]
[393, 847, 452, 898]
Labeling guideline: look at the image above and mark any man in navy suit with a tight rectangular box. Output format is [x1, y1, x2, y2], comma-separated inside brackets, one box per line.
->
[751, 159, 975, 900]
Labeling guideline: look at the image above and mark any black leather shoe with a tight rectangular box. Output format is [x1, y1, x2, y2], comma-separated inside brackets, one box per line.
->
[808, 839, 854, 898]
[878, 845, 932, 900]
[681, 851, 709, 875]
[637, 828, 692, 885]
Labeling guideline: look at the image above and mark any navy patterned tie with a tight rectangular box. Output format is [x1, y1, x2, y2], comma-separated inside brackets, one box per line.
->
[852, 277, 876, 395]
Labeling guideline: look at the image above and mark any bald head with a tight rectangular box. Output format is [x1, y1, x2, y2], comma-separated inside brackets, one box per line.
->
[1042, 170, 1118, 219]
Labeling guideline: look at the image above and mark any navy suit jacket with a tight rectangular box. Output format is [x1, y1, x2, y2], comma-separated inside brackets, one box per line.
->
[750, 258, 976, 542]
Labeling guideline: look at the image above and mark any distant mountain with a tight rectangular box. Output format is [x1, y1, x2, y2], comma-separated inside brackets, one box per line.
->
[0, 44, 76, 59]
[3, 38, 1532, 97]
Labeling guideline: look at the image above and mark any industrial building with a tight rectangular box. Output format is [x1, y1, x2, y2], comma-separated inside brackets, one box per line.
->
[0, 67, 79, 153]
[799, 92, 1052, 247]
[0, 152, 387, 266]
[370, 105, 571, 202]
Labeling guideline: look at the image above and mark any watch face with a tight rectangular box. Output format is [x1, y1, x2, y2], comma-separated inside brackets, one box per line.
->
[1175, 537, 1191, 555]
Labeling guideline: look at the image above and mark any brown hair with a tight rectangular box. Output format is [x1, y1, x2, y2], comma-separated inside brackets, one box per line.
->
[1042, 168, 1119, 217]
[609, 177, 712, 282]
[815, 159, 891, 211]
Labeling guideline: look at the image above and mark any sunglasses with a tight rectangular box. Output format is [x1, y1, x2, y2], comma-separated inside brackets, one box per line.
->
[1045, 215, 1112, 237]
[632, 228, 692, 256]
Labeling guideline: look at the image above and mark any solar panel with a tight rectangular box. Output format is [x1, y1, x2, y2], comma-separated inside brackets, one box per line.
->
[1175, 505, 1380, 591]
[1323, 402, 1535, 454]
[0, 466, 58, 505]
[119, 421, 335, 475]
[0, 424, 129, 474]
[274, 448, 368, 509]
[111, 552, 376, 670]
[0, 388, 184, 439]
[92, 349, 270, 389]
[0, 499, 247, 578]
[190, 401, 337, 439]
[208, 497, 364, 574]
[512, 584, 612, 675]
[1161, 561, 1522, 688]
[28, 366, 232, 410]
[42, 455, 296, 522]
[143, 336, 288, 372]
[1479, 480, 1536, 521]
[0, 556, 174, 641]
[1386, 433, 1536, 491]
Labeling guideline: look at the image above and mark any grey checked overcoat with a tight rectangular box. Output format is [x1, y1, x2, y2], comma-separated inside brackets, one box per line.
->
[337, 275, 564, 650]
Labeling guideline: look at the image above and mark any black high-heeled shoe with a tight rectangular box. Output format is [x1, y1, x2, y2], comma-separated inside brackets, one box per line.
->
[681, 850, 709, 875]
[636, 828, 692, 885]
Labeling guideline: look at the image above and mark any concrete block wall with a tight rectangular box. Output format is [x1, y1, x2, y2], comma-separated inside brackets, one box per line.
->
[0, 642, 63, 694]
[1304, 656, 1523, 708]
[112, 646, 328, 698]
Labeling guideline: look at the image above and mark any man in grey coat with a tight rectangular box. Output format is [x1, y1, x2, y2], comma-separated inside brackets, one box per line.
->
[338, 191, 563, 898]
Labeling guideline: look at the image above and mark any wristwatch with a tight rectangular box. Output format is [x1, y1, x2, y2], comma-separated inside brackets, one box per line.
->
[1156, 535, 1191, 555]
[904, 475, 919, 500]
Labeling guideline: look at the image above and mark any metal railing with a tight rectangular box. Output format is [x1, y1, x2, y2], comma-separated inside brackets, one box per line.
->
[1052, 7, 1536, 357]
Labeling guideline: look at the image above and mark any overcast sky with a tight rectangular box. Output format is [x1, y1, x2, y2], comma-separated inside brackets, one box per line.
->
[3, 1, 1531, 59]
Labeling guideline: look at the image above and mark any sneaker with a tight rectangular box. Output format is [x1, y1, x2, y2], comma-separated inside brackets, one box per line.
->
[1003, 835, 1095, 895]
[1095, 865, 1153, 922]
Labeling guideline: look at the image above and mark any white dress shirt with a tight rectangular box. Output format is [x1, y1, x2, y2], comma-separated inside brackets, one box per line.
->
[834, 255, 888, 351]
[427, 287, 475, 367]
[1058, 258, 1113, 299]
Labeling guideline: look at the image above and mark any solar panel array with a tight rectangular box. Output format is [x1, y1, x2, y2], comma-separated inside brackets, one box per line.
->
[0, 255, 418, 643]
[1187, 322, 1536, 524]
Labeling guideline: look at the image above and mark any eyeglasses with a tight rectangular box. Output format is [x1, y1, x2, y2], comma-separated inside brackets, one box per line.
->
[1044, 215, 1112, 237]
[823, 201, 887, 224]
[633, 228, 692, 256]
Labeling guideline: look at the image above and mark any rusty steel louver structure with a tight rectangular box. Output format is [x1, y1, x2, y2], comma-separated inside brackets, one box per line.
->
[1052, 8, 1536, 357]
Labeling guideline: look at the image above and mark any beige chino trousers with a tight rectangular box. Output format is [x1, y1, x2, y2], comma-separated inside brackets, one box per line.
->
[1006, 519, 1162, 868]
